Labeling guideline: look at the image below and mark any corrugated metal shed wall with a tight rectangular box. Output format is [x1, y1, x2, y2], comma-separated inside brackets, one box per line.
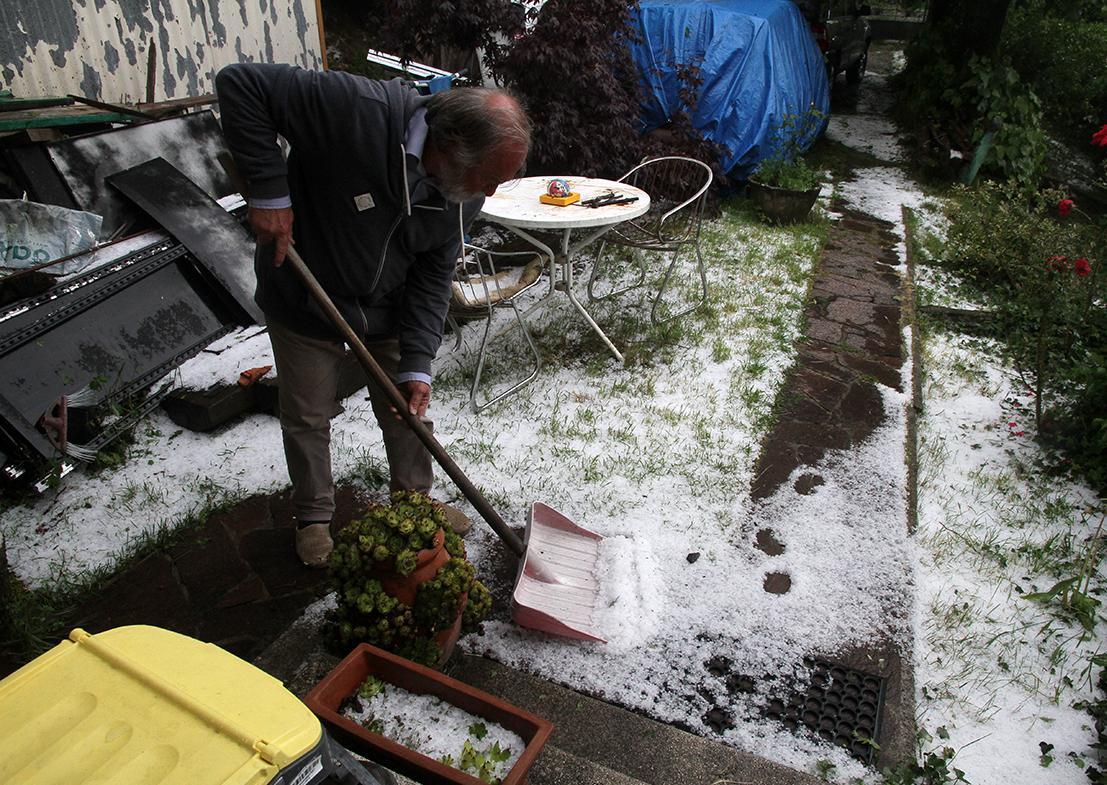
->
[0, 0, 323, 102]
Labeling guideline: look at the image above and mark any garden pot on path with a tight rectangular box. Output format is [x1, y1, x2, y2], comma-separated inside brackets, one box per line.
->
[749, 180, 820, 224]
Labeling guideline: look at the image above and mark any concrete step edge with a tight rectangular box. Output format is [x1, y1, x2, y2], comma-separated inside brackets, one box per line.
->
[445, 654, 824, 785]
[528, 743, 654, 785]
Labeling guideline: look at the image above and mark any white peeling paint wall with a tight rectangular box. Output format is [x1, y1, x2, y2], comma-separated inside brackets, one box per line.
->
[0, 0, 323, 103]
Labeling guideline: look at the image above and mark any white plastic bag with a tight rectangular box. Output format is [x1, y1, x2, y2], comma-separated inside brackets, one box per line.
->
[0, 199, 103, 274]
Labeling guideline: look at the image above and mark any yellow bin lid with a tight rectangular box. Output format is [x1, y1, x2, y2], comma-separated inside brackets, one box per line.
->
[0, 626, 321, 785]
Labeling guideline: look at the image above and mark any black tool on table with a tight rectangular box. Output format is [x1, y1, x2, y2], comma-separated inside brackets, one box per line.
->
[578, 192, 639, 208]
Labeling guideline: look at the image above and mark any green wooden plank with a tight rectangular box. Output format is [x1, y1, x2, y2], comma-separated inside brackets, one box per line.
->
[0, 109, 135, 132]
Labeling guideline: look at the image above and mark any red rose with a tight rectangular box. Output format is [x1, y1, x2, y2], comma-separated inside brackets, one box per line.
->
[1058, 198, 1074, 217]
[1093, 124, 1107, 148]
[1074, 257, 1091, 277]
[1046, 255, 1068, 272]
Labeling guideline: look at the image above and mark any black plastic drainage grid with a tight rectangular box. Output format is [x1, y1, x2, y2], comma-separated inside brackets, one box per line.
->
[764, 657, 887, 765]
[699, 655, 886, 767]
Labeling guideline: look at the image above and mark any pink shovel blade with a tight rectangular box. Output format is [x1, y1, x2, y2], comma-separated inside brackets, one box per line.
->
[511, 502, 606, 643]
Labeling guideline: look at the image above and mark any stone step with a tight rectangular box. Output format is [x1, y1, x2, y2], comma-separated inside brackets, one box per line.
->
[386, 744, 649, 785]
[528, 743, 654, 785]
[446, 655, 823, 785]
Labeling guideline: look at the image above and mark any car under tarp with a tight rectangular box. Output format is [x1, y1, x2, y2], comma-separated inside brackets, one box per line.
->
[630, 0, 830, 179]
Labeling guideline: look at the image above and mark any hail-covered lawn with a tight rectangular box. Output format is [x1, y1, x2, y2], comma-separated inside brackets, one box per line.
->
[906, 200, 1104, 785]
[0, 201, 819, 586]
[914, 326, 1103, 784]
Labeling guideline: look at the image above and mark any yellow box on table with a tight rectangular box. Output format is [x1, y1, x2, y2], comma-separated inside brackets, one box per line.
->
[538, 192, 580, 206]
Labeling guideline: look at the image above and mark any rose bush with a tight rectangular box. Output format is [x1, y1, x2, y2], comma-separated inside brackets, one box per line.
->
[942, 181, 1103, 428]
[939, 122, 1107, 492]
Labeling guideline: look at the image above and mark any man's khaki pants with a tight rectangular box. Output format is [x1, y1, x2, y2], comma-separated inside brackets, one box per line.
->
[267, 320, 434, 523]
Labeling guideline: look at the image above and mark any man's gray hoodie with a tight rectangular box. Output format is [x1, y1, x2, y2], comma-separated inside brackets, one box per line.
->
[215, 64, 482, 378]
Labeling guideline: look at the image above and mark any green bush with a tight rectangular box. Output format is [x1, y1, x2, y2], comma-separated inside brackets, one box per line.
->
[894, 29, 961, 139]
[940, 183, 1107, 492]
[957, 57, 1048, 187]
[895, 2, 1107, 179]
[1003, 6, 1107, 138]
[1047, 352, 1107, 495]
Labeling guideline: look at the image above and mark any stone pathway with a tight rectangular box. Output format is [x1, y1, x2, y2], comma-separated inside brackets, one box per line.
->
[66, 486, 371, 664]
[750, 206, 904, 503]
[749, 200, 915, 766]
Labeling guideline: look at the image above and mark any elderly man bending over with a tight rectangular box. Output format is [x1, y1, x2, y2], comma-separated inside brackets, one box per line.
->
[215, 63, 531, 567]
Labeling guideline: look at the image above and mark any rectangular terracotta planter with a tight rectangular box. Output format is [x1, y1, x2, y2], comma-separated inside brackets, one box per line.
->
[303, 643, 554, 785]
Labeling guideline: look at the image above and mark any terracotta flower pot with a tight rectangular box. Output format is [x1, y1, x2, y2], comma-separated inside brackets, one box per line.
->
[748, 180, 821, 225]
[304, 643, 555, 785]
[433, 592, 468, 668]
[375, 528, 448, 607]
[372, 529, 469, 667]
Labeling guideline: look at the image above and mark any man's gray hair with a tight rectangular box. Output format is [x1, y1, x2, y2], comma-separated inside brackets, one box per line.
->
[425, 87, 532, 171]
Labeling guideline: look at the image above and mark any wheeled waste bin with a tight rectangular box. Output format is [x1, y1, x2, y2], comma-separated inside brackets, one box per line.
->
[0, 625, 389, 785]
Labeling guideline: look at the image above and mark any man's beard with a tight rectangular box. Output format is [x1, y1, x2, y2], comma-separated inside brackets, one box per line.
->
[433, 161, 483, 204]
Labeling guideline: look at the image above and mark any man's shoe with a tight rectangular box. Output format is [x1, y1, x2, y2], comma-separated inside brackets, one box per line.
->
[295, 522, 333, 568]
[437, 503, 472, 536]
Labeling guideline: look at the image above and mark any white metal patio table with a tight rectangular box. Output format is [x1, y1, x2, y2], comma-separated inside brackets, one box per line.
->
[478, 176, 650, 363]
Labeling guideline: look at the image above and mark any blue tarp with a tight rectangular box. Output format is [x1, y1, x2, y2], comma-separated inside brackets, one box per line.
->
[630, 0, 830, 178]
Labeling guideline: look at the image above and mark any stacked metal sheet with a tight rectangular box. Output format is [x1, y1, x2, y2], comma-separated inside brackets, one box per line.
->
[0, 115, 260, 485]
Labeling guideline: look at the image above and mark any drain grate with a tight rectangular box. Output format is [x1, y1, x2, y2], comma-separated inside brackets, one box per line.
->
[764, 658, 886, 765]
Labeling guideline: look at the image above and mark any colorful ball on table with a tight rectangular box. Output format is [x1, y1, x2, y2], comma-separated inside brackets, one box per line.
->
[546, 179, 571, 198]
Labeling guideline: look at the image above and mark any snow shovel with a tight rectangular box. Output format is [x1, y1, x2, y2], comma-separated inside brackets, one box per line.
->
[285, 246, 606, 643]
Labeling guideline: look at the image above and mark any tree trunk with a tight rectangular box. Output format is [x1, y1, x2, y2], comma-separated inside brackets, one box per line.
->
[927, 0, 1011, 64]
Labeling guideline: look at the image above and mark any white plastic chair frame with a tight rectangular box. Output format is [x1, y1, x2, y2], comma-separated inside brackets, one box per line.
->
[447, 210, 544, 412]
[586, 156, 713, 324]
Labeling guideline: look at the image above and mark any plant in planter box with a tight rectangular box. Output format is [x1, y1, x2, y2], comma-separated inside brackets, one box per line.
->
[342, 675, 523, 784]
[325, 490, 491, 667]
[749, 109, 826, 224]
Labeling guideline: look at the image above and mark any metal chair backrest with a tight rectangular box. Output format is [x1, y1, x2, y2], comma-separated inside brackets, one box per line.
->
[613, 156, 713, 249]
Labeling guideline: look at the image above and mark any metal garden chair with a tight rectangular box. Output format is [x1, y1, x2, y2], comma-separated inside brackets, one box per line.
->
[586, 156, 713, 324]
[447, 224, 544, 413]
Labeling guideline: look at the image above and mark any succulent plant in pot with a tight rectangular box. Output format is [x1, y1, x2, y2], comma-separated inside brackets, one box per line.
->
[748, 109, 825, 224]
[325, 490, 492, 667]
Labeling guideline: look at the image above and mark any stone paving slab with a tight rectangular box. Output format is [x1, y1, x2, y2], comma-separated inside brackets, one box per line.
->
[67, 485, 374, 664]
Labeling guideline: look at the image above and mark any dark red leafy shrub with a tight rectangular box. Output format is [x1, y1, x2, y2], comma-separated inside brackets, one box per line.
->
[493, 0, 644, 178]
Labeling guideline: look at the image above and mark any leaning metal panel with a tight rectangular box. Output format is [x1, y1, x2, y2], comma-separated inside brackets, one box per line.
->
[108, 157, 264, 325]
[45, 112, 234, 239]
[0, 241, 237, 471]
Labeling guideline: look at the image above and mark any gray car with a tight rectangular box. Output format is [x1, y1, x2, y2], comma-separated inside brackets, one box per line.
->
[794, 0, 872, 85]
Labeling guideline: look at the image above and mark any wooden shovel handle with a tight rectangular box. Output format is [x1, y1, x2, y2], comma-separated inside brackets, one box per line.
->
[284, 245, 525, 557]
